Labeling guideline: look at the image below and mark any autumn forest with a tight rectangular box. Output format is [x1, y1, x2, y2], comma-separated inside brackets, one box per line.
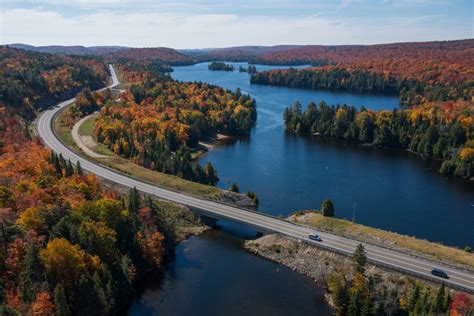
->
[0, 38, 473, 315]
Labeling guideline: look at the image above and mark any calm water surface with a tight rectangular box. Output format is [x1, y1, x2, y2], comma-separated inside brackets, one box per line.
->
[129, 62, 473, 315]
[129, 228, 331, 316]
[172, 62, 474, 248]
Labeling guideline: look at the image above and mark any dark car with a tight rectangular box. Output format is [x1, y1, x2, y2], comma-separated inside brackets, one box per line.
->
[309, 234, 322, 242]
[431, 268, 449, 279]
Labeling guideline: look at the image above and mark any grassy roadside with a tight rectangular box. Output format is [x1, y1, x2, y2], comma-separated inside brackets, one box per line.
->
[78, 114, 95, 136]
[54, 107, 79, 149]
[78, 114, 114, 156]
[54, 107, 222, 199]
[55, 107, 474, 269]
[291, 211, 474, 269]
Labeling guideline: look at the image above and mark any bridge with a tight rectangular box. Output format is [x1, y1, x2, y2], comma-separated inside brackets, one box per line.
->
[35, 65, 474, 293]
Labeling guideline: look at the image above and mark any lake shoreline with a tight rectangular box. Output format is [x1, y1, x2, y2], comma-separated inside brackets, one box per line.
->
[198, 133, 234, 151]
[244, 232, 472, 313]
[173, 61, 473, 248]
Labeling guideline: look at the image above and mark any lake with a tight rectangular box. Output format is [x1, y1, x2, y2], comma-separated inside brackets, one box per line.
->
[172, 62, 473, 248]
[129, 61, 473, 315]
[129, 228, 331, 316]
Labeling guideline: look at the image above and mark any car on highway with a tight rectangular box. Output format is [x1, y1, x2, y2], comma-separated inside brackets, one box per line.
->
[431, 268, 449, 279]
[309, 234, 322, 242]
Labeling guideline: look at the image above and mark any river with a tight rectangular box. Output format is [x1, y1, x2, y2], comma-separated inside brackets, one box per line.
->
[129, 62, 473, 315]
[129, 228, 331, 316]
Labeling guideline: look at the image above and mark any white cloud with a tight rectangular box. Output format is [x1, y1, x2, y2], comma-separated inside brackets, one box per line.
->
[0, 8, 469, 48]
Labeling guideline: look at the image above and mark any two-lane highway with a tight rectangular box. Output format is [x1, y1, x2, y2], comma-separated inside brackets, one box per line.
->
[35, 65, 474, 293]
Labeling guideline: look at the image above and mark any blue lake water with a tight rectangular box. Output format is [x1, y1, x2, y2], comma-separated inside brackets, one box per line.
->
[172, 62, 474, 248]
[129, 62, 472, 315]
[129, 230, 331, 316]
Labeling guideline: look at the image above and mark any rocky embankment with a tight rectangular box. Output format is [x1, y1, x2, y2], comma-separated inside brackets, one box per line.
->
[245, 233, 439, 309]
[245, 234, 408, 285]
[214, 190, 257, 208]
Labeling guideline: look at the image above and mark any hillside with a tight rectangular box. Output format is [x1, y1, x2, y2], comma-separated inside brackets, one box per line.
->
[256, 39, 474, 83]
[0, 47, 107, 118]
[7, 44, 129, 56]
[186, 45, 302, 62]
[104, 47, 194, 65]
[0, 46, 206, 316]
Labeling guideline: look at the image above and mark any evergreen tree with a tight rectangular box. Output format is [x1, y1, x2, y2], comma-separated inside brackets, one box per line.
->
[128, 187, 140, 213]
[0, 305, 19, 316]
[58, 154, 66, 170]
[333, 277, 350, 315]
[72, 273, 108, 316]
[54, 283, 71, 316]
[53, 153, 62, 178]
[432, 283, 446, 313]
[75, 161, 84, 176]
[20, 243, 44, 303]
[66, 159, 74, 177]
[408, 283, 420, 312]
[352, 243, 367, 274]
[443, 290, 451, 312]
[246, 191, 259, 206]
[204, 162, 219, 185]
[414, 289, 431, 315]
[193, 164, 206, 184]
[50, 150, 56, 164]
[386, 288, 401, 315]
[320, 199, 335, 217]
[229, 182, 240, 193]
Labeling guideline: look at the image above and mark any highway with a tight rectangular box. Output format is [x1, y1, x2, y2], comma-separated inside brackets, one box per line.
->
[35, 65, 474, 293]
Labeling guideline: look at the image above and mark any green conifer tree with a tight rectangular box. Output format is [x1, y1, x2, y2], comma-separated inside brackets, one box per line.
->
[54, 283, 71, 316]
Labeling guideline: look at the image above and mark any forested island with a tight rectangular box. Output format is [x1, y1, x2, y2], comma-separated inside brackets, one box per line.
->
[239, 65, 257, 74]
[208, 61, 235, 71]
[283, 100, 473, 179]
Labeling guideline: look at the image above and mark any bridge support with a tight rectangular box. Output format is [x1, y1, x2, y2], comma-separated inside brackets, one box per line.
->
[199, 215, 219, 228]
[191, 207, 270, 235]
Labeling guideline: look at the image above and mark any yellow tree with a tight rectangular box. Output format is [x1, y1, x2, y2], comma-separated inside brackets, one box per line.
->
[40, 238, 100, 288]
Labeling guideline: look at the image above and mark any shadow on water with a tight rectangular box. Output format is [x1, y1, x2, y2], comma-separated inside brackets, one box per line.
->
[128, 222, 332, 316]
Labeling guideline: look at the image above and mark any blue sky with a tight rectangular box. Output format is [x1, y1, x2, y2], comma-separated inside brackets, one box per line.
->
[1, 0, 472, 48]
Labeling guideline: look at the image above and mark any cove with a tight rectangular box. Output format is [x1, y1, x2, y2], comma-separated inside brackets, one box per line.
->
[128, 227, 331, 315]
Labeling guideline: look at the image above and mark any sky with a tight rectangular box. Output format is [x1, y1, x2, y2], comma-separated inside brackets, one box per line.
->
[0, 0, 472, 49]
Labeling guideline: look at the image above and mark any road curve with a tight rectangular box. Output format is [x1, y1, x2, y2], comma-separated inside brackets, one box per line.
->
[35, 65, 474, 293]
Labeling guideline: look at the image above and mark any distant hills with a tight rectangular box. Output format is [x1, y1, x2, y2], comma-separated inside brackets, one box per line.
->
[5, 44, 194, 65]
[181, 45, 303, 62]
[5, 43, 309, 64]
[106, 47, 193, 65]
[6, 40, 474, 69]
[7, 43, 129, 55]
[6, 43, 303, 62]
